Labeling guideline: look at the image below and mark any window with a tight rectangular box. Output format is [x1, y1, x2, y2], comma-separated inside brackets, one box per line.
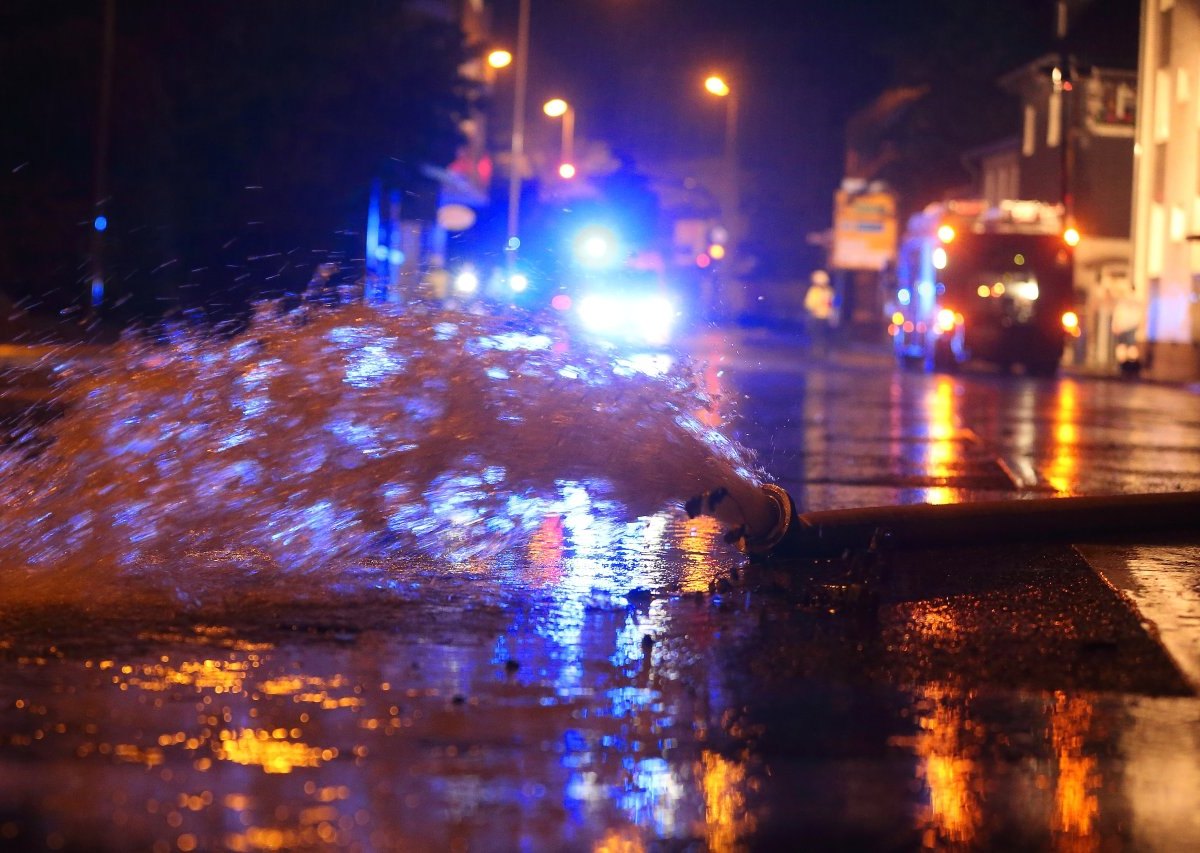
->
[1023, 104, 1036, 156]
[1150, 203, 1166, 277]
[1171, 205, 1187, 242]
[1154, 68, 1172, 143]
[1047, 91, 1062, 148]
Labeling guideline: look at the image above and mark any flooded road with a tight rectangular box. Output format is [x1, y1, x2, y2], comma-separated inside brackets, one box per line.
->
[3, 321, 1200, 850]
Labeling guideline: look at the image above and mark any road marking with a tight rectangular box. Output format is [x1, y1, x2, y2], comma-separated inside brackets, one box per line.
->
[1076, 543, 1200, 694]
[995, 456, 1050, 490]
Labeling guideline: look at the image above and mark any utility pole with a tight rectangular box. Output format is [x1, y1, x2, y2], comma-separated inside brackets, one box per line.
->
[1055, 0, 1075, 227]
[505, 0, 531, 270]
[88, 0, 116, 320]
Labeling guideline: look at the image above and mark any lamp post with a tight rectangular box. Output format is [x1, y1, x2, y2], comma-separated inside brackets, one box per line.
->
[704, 73, 740, 318]
[505, 0, 531, 268]
[542, 98, 575, 178]
[704, 74, 740, 231]
[88, 0, 116, 317]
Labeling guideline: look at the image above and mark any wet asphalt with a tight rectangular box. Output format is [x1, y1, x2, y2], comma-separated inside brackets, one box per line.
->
[2, 328, 1200, 851]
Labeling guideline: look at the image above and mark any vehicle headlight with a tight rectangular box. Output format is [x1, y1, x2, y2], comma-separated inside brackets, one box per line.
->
[578, 293, 675, 344]
[636, 296, 675, 344]
[453, 268, 480, 295]
[1010, 280, 1039, 301]
[578, 294, 621, 332]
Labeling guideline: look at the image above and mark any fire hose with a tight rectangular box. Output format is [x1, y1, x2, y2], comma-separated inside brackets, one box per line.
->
[710, 484, 1200, 560]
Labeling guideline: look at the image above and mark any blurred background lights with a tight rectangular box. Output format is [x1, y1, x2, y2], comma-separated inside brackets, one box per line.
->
[454, 268, 479, 294]
[573, 225, 619, 267]
[93, 215, 108, 232]
[486, 49, 512, 69]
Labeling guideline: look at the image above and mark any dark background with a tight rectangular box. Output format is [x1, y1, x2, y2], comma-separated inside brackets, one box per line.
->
[0, 0, 1138, 333]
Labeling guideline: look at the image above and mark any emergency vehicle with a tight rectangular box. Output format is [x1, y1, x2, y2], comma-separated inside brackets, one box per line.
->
[889, 199, 1080, 375]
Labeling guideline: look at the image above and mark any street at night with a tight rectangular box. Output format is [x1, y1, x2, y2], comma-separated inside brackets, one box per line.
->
[5, 0, 1200, 850]
[2, 325, 1199, 850]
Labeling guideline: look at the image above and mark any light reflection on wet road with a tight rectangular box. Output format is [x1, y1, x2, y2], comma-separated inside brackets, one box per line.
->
[4, 329, 1200, 850]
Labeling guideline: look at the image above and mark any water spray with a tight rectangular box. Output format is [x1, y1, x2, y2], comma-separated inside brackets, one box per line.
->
[690, 485, 1200, 561]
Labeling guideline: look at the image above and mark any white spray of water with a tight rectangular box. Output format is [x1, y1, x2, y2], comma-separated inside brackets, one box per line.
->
[0, 303, 766, 596]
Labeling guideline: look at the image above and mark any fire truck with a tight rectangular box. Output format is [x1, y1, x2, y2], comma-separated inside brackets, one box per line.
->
[888, 199, 1080, 375]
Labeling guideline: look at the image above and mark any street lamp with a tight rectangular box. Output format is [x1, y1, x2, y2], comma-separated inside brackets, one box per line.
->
[486, 49, 513, 70]
[704, 74, 730, 98]
[703, 73, 739, 222]
[542, 97, 575, 177]
[704, 73, 740, 317]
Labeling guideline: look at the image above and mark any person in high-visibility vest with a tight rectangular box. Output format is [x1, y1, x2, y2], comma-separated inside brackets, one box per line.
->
[804, 270, 836, 354]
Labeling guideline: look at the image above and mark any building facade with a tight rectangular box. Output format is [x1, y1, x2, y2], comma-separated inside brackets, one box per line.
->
[1132, 0, 1200, 381]
[988, 57, 1138, 368]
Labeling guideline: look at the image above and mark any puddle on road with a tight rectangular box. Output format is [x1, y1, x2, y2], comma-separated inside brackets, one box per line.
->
[5, 579, 1200, 851]
[3, 311, 1200, 849]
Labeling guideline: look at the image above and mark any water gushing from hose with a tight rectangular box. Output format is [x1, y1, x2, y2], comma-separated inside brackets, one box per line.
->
[0, 303, 772, 598]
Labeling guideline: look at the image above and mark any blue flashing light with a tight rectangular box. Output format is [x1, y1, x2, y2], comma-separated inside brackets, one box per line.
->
[897, 288, 911, 306]
[90, 277, 104, 306]
[373, 245, 389, 262]
[93, 215, 108, 232]
[389, 249, 405, 267]
[506, 236, 521, 251]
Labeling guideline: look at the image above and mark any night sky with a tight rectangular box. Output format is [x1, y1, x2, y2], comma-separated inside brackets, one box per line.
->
[0, 0, 1140, 328]
[491, 0, 893, 272]
[490, 0, 1139, 272]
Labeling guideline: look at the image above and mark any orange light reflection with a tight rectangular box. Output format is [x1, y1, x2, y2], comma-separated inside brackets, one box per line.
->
[680, 517, 723, 593]
[1050, 691, 1100, 850]
[216, 729, 333, 774]
[525, 514, 566, 587]
[700, 750, 756, 852]
[923, 376, 960, 504]
[910, 684, 982, 847]
[1046, 380, 1079, 494]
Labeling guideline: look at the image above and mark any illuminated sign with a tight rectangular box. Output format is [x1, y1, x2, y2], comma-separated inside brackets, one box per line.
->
[831, 190, 897, 271]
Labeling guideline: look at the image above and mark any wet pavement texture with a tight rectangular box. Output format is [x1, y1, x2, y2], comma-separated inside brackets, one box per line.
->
[4, 329, 1200, 851]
